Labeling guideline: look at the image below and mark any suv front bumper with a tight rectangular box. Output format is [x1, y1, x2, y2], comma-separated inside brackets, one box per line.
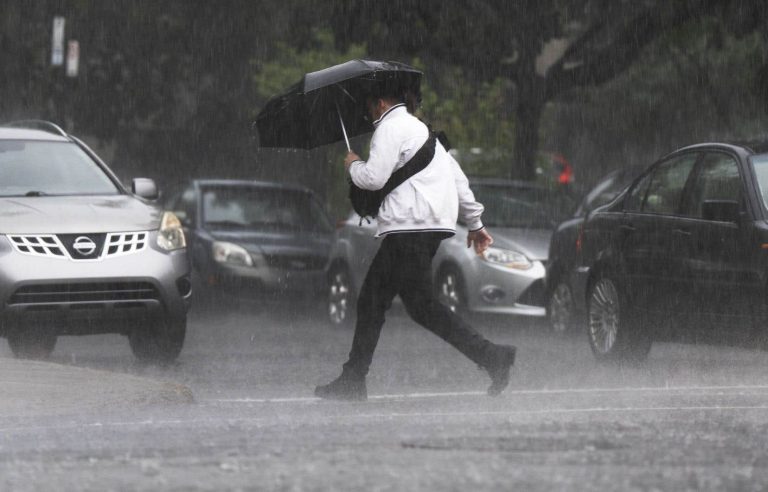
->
[0, 234, 191, 335]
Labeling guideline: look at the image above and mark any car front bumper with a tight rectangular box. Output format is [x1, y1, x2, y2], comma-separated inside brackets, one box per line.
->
[0, 234, 191, 335]
[199, 262, 327, 299]
[463, 258, 548, 317]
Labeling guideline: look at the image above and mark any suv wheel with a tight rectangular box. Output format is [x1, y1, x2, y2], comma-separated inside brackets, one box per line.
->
[6, 324, 57, 359]
[328, 265, 355, 327]
[436, 266, 466, 314]
[548, 281, 575, 333]
[587, 275, 651, 362]
[129, 316, 186, 364]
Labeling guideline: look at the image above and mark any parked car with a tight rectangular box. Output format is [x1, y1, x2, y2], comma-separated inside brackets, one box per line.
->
[546, 166, 645, 333]
[166, 180, 334, 303]
[326, 178, 575, 326]
[577, 142, 768, 361]
[0, 121, 190, 361]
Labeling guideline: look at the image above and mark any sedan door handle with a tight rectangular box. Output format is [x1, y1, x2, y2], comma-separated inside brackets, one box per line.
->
[619, 224, 636, 232]
[673, 228, 691, 236]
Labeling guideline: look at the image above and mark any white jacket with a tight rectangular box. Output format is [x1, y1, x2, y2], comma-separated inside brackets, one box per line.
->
[348, 104, 484, 237]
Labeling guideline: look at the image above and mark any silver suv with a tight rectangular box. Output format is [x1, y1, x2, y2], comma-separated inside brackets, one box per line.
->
[0, 121, 190, 362]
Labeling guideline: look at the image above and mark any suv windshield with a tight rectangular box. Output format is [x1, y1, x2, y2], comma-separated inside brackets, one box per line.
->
[202, 186, 332, 233]
[0, 140, 120, 197]
[471, 184, 573, 229]
[751, 153, 768, 210]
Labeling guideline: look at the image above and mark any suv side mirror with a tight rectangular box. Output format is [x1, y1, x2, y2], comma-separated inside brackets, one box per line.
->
[132, 178, 159, 200]
[702, 199, 740, 223]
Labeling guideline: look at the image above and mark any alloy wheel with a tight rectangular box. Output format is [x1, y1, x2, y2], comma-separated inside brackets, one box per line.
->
[588, 278, 620, 355]
[438, 270, 463, 313]
[328, 269, 352, 325]
[549, 282, 574, 333]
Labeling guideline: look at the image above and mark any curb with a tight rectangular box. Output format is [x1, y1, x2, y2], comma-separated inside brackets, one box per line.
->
[0, 357, 194, 418]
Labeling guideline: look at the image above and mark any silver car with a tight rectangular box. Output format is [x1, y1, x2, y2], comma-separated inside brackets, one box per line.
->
[0, 121, 190, 361]
[326, 178, 574, 325]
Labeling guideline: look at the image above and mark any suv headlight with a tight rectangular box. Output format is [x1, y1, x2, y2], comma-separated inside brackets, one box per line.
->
[482, 247, 533, 270]
[212, 241, 253, 267]
[157, 211, 186, 251]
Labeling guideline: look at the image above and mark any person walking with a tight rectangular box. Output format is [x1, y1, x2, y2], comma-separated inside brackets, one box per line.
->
[315, 84, 516, 401]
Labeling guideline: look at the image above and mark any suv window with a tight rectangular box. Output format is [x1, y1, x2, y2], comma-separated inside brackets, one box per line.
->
[641, 153, 698, 215]
[0, 140, 119, 197]
[682, 153, 741, 219]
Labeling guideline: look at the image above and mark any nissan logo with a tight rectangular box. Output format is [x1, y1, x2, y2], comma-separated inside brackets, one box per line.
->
[73, 236, 97, 256]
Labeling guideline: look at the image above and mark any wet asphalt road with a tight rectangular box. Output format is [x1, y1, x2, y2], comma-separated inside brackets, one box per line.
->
[3, 300, 768, 491]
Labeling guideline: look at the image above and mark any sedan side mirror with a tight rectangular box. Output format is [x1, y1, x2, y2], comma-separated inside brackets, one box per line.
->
[701, 199, 740, 223]
[132, 178, 159, 200]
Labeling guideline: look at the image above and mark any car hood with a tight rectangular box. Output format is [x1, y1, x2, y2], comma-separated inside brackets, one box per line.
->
[209, 229, 332, 256]
[482, 227, 553, 261]
[0, 196, 162, 234]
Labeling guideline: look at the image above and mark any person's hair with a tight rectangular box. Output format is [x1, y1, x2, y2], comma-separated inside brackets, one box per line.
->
[364, 75, 422, 114]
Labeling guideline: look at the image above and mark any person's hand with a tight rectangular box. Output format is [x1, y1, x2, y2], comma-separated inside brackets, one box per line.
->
[467, 228, 493, 255]
[344, 151, 361, 170]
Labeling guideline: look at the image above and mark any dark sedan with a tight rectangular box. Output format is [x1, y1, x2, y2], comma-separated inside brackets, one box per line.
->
[166, 180, 333, 302]
[578, 142, 768, 361]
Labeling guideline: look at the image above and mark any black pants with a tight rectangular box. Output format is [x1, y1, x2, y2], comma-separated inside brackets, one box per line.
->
[343, 232, 493, 377]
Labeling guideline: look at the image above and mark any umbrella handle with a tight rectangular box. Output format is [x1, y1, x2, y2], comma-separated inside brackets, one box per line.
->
[336, 104, 351, 152]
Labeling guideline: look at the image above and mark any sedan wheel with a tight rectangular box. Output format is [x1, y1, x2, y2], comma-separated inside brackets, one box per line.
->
[328, 267, 354, 327]
[436, 267, 465, 314]
[549, 281, 574, 333]
[587, 276, 651, 362]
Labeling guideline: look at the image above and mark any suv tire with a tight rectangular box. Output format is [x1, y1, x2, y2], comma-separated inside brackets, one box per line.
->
[587, 275, 651, 362]
[6, 324, 57, 359]
[129, 316, 186, 364]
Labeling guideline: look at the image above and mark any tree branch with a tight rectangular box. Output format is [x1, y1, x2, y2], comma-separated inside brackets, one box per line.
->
[544, 0, 721, 99]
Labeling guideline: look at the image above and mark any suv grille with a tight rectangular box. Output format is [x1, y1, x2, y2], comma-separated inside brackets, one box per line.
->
[8, 232, 148, 260]
[7, 235, 67, 258]
[9, 282, 160, 305]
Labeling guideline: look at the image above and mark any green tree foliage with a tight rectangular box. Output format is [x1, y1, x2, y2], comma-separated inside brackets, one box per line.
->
[546, 14, 768, 186]
[327, 0, 768, 180]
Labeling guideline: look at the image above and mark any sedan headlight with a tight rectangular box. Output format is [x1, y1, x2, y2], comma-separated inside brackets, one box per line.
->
[482, 247, 533, 270]
[157, 211, 186, 251]
[212, 241, 253, 267]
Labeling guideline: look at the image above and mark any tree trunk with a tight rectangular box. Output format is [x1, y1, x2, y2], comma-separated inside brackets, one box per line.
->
[510, 59, 546, 181]
[511, 98, 544, 181]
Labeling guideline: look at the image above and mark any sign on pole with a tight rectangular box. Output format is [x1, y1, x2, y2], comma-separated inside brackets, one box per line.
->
[66, 40, 79, 77]
[51, 17, 65, 66]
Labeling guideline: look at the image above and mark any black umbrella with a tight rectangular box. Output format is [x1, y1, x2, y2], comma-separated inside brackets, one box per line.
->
[255, 59, 422, 150]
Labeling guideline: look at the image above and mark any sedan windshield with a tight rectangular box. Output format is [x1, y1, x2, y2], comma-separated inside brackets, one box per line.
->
[471, 184, 573, 229]
[202, 186, 332, 233]
[751, 153, 768, 210]
[0, 140, 120, 197]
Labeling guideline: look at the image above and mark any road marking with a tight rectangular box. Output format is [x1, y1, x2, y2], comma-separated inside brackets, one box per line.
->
[2, 404, 768, 434]
[208, 384, 768, 405]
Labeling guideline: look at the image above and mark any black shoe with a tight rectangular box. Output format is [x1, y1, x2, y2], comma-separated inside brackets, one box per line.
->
[485, 344, 516, 396]
[314, 372, 367, 401]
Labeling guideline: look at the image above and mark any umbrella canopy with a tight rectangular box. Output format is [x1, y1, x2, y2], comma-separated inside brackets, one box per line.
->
[255, 59, 422, 149]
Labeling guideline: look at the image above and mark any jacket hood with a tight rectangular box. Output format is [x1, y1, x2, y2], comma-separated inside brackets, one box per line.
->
[0, 195, 162, 234]
[484, 227, 553, 261]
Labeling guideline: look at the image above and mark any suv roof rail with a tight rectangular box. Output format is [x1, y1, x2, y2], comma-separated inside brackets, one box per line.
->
[3, 120, 69, 137]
